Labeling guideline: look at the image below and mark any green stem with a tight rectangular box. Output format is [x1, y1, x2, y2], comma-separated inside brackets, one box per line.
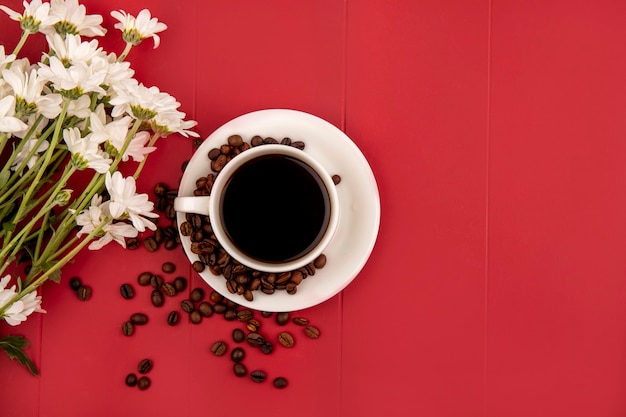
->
[8, 31, 29, 62]
[117, 42, 133, 62]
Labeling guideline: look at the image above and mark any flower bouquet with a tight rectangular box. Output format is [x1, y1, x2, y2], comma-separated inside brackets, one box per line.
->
[0, 0, 197, 374]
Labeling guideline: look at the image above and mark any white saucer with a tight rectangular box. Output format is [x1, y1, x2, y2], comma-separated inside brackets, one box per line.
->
[176, 109, 380, 312]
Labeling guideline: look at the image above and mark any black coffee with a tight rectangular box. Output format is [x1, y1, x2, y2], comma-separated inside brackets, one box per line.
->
[220, 154, 330, 263]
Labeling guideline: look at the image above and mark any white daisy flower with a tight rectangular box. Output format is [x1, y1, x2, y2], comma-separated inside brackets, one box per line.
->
[2, 67, 62, 118]
[0, 275, 45, 326]
[0, 46, 16, 70]
[152, 110, 198, 138]
[105, 171, 158, 232]
[75, 195, 139, 250]
[38, 55, 106, 98]
[66, 94, 90, 118]
[46, 0, 106, 37]
[0, 0, 59, 34]
[0, 95, 28, 133]
[45, 33, 102, 66]
[11, 138, 50, 171]
[89, 113, 156, 162]
[111, 9, 167, 48]
[90, 53, 134, 87]
[63, 127, 111, 173]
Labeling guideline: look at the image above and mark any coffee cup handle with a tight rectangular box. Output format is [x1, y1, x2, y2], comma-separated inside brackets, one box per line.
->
[173, 196, 211, 216]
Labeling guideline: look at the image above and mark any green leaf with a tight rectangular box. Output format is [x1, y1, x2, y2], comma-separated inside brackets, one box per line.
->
[0, 335, 39, 376]
[2, 222, 16, 232]
[48, 269, 61, 284]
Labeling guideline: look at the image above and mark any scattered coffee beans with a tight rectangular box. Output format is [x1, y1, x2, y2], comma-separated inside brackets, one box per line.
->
[190, 288, 204, 302]
[150, 274, 163, 289]
[120, 283, 134, 299]
[122, 321, 134, 336]
[293, 317, 309, 326]
[180, 300, 194, 313]
[246, 332, 265, 347]
[167, 311, 179, 326]
[173, 277, 187, 292]
[273, 377, 288, 389]
[161, 262, 176, 273]
[69, 276, 82, 291]
[278, 332, 295, 348]
[125, 373, 137, 387]
[192, 261, 205, 272]
[260, 342, 274, 355]
[232, 328, 245, 343]
[332, 174, 341, 185]
[130, 313, 149, 325]
[189, 310, 202, 324]
[305, 325, 320, 339]
[151, 289, 164, 307]
[233, 363, 247, 377]
[137, 272, 152, 286]
[137, 359, 153, 374]
[230, 347, 245, 363]
[198, 302, 214, 317]
[137, 376, 151, 390]
[276, 312, 290, 326]
[77, 285, 92, 301]
[211, 341, 227, 356]
[250, 370, 266, 383]
[161, 282, 176, 297]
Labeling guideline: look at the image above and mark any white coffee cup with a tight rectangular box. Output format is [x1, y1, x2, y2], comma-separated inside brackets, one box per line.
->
[174, 144, 339, 273]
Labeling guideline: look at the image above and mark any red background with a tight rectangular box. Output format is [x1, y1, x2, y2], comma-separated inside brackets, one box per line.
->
[2, 1, 626, 416]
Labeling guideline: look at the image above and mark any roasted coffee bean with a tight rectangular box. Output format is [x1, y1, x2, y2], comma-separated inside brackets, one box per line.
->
[137, 272, 152, 286]
[293, 317, 309, 326]
[220, 144, 231, 155]
[213, 302, 227, 314]
[232, 328, 245, 343]
[126, 237, 140, 250]
[224, 309, 237, 321]
[305, 325, 320, 339]
[137, 376, 151, 390]
[246, 332, 265, 347]
[276, 312, 290, 326]
[180, 222, 193, 236]
[291, 141, 305, 150]
[151, 289, 164, 307]
[69, 276, 82, 291]
[263, 137, 278, 144]
[230, 347, 245, 362]
[150, 274, 163, 289]
[190, 288, 204, 302]
[120, 283, 134, 299]
[290, 271, 304, 285]
[243, 289, 254, 302]
[211, 154, 227, 172]
[189, 310, 202, 324]
[155, 197, 168, 212]
[261, 342, 273, 355]
[226, 279, 237, 294]
[153, 227, 165, 244]
[273, 377, 288, 389]
[332, 174, 342, 185]
[130, 313, 149, 325]
[144, 236, 158, 252]
[122, 321, 134, 336]
[125, 373, 137, 387]
[280, 137, 292, 145]
[211, 341, 227, 356]
[192, 261, 205, 272]
[209, 291, 223, 303]
[227, 134, 244, 147]
[173, 277, 187, 292]
[198, 302, 213, 317]
[208, 148, 221, 160]
[250, 370, 266, 383]
[248, 278, 261, 291]
[250, 135, 264, 146]
[233, 363, 247, 378]
[180, 300, 194, 313]
[286, 282, 297, 295]
[237, 309, 253, 322]
[137, 359, 153, 374]
[167, 311, 179, 326]
[226, 299, 239, 309]
[153, 182, 168, 197]
[161, 282, 176, 297]
[276, 272, 291, 284]
[278, 332, 295, 348]
[161, 262, 176, 273]
[164, 238, 178, 250]
[77, 285, 92, 301]
[246, 319, 260, 332]
[260, 311, 273, 318]
[165, 205, 176, 220]
[313, 254, 327, 269]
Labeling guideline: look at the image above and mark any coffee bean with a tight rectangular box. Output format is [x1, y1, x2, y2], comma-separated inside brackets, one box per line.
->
[69, 276, 82, 291]
[164, 238, 178, 250]
[130, 313, 149, 325]
[250, 135, 264, 146]
[313, 254, 327, 269]
[260, 311, 273, 318]
[261, 342, 273, 355]
[211, 154, 227, 172]
[151, 289, 164, 307]
[150, 274, 163, 289]
[137, 359, 153, 374]
[211, 341, 227, 356]
[154, 227, 164, 244]
[263, 137, 278, 144]
[180, 222, 193, 236]
[122, 321, 134, 336]
[230, 347, 245, 362]
[198, 302, 214, 317]
[165, 205, 176, 220]
[208, 148, 221, 160]
[192, 261, 205, 272]
[305, 325, 320, 339]
[120, 283, 134, 299]
[246, 319, 260, 332]
[126, 237, 140, 250]
[276, 312, 290, 326]
[189, 310, 202, 324]
[227, 134, 244, 147]
[173, 277, 187, 292]
[291, 141, 305, 150]
[278, 332, 294, 348]
[77, 285, 92, 301]
[233, 363, 247, 377]
[161, 262, 176, 273]
[243, 289, 253, 301]
[224, 309, 237, 321]
[144, 236, 158, 252]
[208, 291, 222, 303]
[161, 282, 176, 297]
[293, 317, 309, 326]
[332, 174, 341, 185]
[213, 302, 227, 314]
[280, 137, 292, 145]
[190, 288, 204, 302]
[137, 272, 152, 286]
[273, 377, 288, 389]
[167, 311, 179, 326]
[153, 182, 168, 197]
[125, 373, 137, 387]
[237, 309, 253, 322]
[250, 370, 266, 383]
[246, 332, 265, 347]
[180, 300, 194, 313]
[232, 328, 245, 343]
[137, 376, 151, 390]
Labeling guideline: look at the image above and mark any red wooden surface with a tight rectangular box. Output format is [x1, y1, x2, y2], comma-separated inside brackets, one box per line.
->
[1, 1, 626, 416]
